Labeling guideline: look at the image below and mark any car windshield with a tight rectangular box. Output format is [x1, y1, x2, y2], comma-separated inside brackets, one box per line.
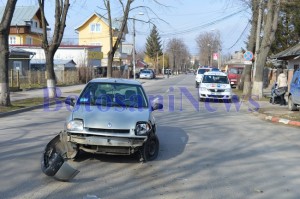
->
[198, 68, 210, 74]
[141, 70, 151, 74]
[229, 68, 243, 74]
[77, 82, 148, 108]
[202, 75, 229, 84]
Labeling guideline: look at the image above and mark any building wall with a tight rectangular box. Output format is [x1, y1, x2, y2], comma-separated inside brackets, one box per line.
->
[287, 58, 300, 70]
[18, 46, 102, 67]
[77, 14, 122, 66]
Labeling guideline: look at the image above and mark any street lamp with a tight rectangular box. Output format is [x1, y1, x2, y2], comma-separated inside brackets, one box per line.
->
[132, 12, 144, 80]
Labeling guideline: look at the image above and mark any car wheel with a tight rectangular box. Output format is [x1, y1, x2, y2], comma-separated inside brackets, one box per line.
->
[288, 95, 298, 111]
[141, 134, 159, 161]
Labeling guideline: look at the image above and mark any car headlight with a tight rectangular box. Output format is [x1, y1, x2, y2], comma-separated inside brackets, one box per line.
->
[200, 87, 207, 91]
[66, 120, 83, 131]
[135, 122, 152, 136]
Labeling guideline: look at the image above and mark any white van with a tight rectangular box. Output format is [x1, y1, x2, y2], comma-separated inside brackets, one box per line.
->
[195, 67, 213, 88]
[198, 71, 232, 102]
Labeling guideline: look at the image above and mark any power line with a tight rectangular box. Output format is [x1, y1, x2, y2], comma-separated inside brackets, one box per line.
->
[226, 21, 250, 50]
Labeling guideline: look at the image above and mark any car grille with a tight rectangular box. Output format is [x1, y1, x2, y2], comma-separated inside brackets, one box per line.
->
[208, 89, 225, 92]
[87, 128, 130, 134]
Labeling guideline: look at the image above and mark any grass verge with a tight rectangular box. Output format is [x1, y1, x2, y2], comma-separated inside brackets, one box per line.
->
[0, 97, 65, 113]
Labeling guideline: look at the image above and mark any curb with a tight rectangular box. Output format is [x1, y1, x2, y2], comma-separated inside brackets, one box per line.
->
[250, 109, 300, 128]
[0, 101, 57, 118]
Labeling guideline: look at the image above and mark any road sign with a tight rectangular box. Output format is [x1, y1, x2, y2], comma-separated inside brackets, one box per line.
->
[243, 51, 253, 61]
[213, 53, 218, 60]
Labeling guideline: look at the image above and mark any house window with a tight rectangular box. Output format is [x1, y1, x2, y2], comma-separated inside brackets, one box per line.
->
[9, 36, 16, 44]
[13, 61, 22, 74]
[26, 36, 33, 45]
[90, 23, 101, 32]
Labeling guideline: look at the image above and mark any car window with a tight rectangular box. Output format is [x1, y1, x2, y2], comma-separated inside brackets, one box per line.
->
[202, 75, 229, 84]
[198, 69, 210, 74]
[78, 82, 148, 108]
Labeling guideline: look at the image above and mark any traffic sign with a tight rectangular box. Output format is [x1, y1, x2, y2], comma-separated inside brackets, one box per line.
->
[243, 51, 253, 61]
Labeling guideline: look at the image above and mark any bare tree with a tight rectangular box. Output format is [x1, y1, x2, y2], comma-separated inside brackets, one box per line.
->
[103, 0, 132, 78]
[166, 38, 190, 74]
[252, 0, 281, 98]
[0, 0, 17, 106]
[38, 0, 70, 98]
[196, 31, 221, 67]
[239, 0, 259, 96]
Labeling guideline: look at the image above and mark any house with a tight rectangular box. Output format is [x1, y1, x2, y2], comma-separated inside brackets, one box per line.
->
[9, 46, 35, 75]
[75, 12, 128, 67]
[30, 59, 76, 71]
[0, 6, 48, 45]
[13, 45, 102, 69]
[271, 43, 300, 71]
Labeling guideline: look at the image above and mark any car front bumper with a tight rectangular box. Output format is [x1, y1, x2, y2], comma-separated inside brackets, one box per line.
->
[199, 91, 232, 100]
[67, 133, 147, 154]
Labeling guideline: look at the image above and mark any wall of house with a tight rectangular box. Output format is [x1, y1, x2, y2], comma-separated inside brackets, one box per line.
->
[77, 14, 122, 67]
[287, 58, 300, 70]
[9, 54, 31, 75]
[19, 46, 102, 67]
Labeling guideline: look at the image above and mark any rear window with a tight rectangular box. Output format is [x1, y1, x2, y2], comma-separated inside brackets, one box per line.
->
[202, 75, 229, 84]
[197, 68, 211, 74]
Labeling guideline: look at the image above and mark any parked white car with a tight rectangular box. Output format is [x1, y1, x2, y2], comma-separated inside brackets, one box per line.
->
[198, 71, 232, 102]
[195, 67, 213, 88]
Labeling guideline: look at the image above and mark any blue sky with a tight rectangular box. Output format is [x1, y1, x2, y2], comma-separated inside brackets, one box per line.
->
[4, 0, 251, 56]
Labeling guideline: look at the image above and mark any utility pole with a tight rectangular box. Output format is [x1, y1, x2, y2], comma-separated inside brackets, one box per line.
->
[253, 0, 263, 79]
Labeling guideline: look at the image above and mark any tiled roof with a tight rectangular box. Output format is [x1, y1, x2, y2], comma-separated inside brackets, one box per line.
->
[0, 6, 39, 26]
[9, 46, 35, 55]
[271, 43, 300, 60]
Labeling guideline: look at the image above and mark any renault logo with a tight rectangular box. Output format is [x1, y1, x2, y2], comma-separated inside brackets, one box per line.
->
[107, 122, 112, 128]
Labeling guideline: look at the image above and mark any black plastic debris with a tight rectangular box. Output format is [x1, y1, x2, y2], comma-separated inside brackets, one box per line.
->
[41, 132, 79, 181]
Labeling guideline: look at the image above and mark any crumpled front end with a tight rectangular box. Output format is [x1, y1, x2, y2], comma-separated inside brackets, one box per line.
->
[41, 131, 79, 181]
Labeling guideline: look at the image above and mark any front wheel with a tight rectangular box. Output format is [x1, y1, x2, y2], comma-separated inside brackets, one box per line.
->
[141, 134, 159, 162]
[288, 95, 298, 111]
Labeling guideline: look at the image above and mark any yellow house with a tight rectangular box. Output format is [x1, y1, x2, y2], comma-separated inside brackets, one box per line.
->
[75, 12, 128, 67]
[0, 6, 49, 45]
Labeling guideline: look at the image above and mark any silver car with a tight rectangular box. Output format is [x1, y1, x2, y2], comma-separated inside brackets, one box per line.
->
[139, 70, 154, 79]
[64, 78, 163, 161]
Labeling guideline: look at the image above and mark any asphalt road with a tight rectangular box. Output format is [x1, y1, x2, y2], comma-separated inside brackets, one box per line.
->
[1, 74, 300, 199]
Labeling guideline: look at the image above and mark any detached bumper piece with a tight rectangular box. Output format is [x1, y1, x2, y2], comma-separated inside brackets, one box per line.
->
[41, 133, 79, 181]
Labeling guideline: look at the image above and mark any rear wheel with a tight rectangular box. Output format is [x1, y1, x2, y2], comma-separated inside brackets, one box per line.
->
[141, 134, 159, 162]
[288, 95, 298, 111]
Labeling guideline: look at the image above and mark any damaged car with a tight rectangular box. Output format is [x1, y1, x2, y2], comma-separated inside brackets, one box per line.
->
[64, 78, 163, 161]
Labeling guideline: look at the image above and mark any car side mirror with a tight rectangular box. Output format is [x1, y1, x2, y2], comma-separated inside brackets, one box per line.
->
[65, 97, 75, 107]
[152, 103, 163, 111]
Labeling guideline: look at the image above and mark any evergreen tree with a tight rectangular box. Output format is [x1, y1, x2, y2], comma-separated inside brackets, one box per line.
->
[145, 25, 163, 69]
[271, 2, 300, 54]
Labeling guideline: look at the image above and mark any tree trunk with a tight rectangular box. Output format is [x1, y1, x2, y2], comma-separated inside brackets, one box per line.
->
[0, 35, 10, 106]
[252, 0, 280, 99]
[107, 52, 113, 78]
[240, 0, 259, 95]
[45, 51, 57, 98]
[0, 0, 17, 106]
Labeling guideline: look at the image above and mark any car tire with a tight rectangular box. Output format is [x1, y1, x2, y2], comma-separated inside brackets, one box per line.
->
[288, 95, 298, 111]
[141, 134, 159, 162]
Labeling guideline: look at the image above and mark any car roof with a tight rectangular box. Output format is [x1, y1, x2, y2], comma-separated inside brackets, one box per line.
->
[204, 71, 228, 76]
[89, 78, 142, 85]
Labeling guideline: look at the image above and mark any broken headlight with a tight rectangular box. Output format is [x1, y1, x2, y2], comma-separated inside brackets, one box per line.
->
[66, 120, 83, 131]
[135, 122, 152, 136]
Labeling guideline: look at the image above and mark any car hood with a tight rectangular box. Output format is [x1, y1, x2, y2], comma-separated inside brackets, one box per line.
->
[201, 83, 231, 89]
[71, 105, 150, 129]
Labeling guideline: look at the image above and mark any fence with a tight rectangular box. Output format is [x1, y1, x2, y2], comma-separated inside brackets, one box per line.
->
[9, 67, 131, 90]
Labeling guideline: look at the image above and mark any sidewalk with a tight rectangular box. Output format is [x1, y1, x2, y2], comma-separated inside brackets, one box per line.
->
[248, 93, 300, 128]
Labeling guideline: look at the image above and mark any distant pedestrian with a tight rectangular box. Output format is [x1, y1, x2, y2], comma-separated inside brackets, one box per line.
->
[277, 68, 288, 106]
